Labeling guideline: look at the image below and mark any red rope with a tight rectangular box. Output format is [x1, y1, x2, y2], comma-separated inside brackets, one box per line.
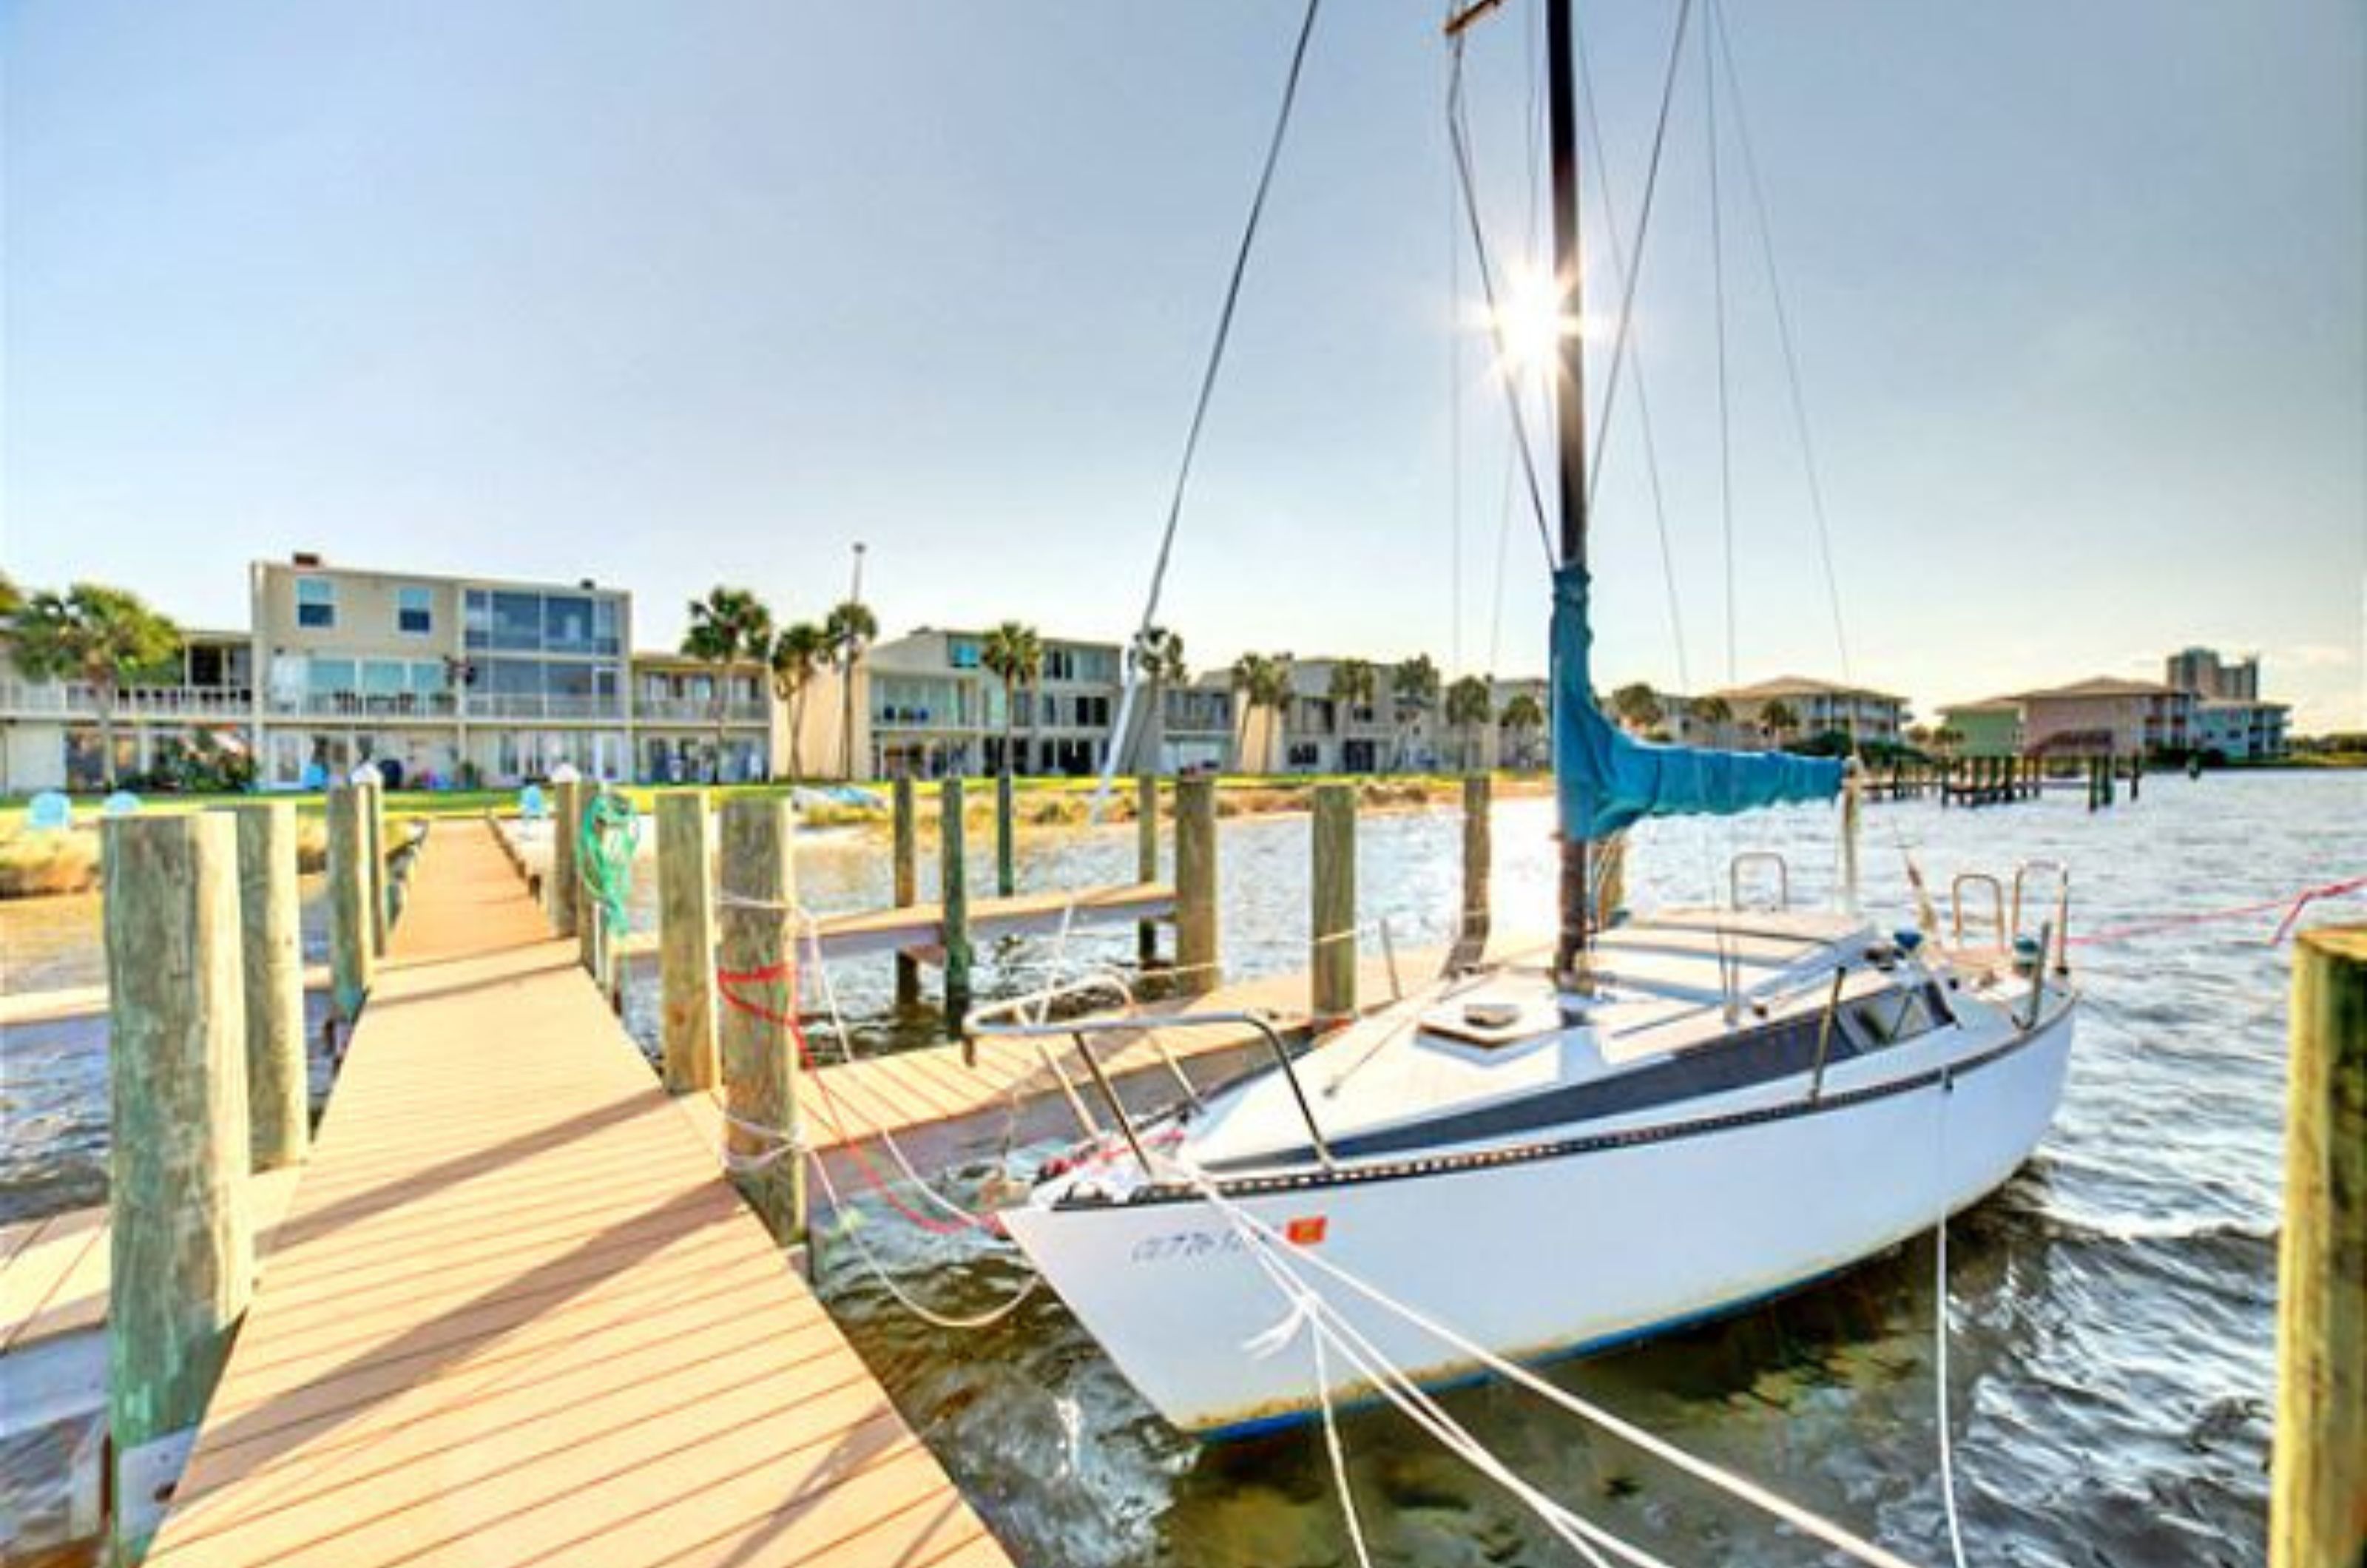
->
[2065, 875, 2367, 948]
[715, 960, 983, 1236]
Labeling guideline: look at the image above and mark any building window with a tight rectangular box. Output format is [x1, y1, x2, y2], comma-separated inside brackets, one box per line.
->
[948, 638, 980, 669]
[490, 592, 541, 651]
[296, 576, 336, 629]
[396, 586, 433, 636]
[305, 658, 356, 695]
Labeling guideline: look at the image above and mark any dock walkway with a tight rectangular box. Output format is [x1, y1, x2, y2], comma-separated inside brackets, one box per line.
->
[142, 820, 1009, 1568]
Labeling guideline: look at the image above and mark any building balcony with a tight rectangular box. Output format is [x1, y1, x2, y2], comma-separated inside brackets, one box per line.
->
[635, 698, 769, 725]
[264, 692, 465, 720]
[1, 682, 256, 720]
[462, 695, 627, 722]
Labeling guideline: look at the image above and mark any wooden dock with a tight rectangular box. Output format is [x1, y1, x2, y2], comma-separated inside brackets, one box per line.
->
[124, 820, 1009, 1568]
[0, 966, 332, 1029]
[607, 882, 1176, 967]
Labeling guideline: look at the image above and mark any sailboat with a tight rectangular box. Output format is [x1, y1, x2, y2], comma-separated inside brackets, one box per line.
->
[974, 0, 2079, 1438]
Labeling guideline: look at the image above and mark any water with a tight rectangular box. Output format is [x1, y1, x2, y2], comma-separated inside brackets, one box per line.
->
[4, 772, 2360, 1565]
[0, 877, 339, 1223]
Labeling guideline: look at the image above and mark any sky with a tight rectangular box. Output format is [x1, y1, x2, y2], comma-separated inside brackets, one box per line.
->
[4, 1, 2362, 731]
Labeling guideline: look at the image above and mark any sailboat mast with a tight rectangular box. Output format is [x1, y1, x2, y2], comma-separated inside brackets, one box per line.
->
[1546, 0, 1591, 977]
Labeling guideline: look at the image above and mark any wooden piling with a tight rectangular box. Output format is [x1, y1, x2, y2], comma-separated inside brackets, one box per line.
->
[892, 775, 920, 1007]
[362, 778, 389, 957]
[103, 813, 252, 1566]
[220, 801, 306, 1171]
[1462, 774, 1493, 951]
[717, 797, 803, 1245]
[996, 770, 1016, 898]
[326, 783, 374, 1021]
[1137, 774, 1160, 966]
[655, 790, 718, 1095]
[1310, 783, 1357, 1021]
[940, 776, 972, 1024]
[2127, 751, 2141, 802]
[2271, 924, 2366, 1568]
[550, 778, 581, 939]
[1175, 775, 1219, 995]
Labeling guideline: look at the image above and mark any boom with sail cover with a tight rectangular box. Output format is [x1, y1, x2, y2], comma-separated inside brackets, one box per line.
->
[1552, 561, 1843, 841]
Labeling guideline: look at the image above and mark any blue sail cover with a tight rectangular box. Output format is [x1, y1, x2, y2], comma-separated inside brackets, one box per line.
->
[1553, 562, 1843, 839]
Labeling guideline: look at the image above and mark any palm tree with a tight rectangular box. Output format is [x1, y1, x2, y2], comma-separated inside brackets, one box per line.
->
[980, 621, 1043, 777]
[1931, 724, 1965, 760]
[10, 583, 182, 788]
[1390, 655, 1440, 771]
[682, 587, 773, 780]
[1231, 652, 1294, 774]
[824, 598, 879, 779]
[1326, 659, 1376, 731]
[1609, 682, 1664, 735]
[0, 572, 22, 618]
[1445, 675, 1494, 771]
[1124, 625, 1186, 773]
[1759, 699, 1802, 751]
[1688, 694, 1734, 746]
[1499, 691, 1546, 768]
[769, 621, 831, 782]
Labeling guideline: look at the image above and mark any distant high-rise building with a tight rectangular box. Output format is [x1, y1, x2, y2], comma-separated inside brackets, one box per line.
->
[2165, 646, 2259, 701]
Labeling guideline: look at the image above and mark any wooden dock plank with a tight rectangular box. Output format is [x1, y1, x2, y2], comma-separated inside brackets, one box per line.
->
[0, 1210, 101, 1355]
[146, 820, 1011, 1568]
[0, 964, 334, 1028]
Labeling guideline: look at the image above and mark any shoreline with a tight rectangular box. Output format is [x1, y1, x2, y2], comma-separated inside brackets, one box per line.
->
[0, 774, 1556, 902]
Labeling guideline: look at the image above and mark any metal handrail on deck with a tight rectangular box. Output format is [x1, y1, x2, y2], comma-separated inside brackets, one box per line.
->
[1729, 851, 1792, 911]
[1951, 872, 2008, 950]
[965, 984, 1334, 1177]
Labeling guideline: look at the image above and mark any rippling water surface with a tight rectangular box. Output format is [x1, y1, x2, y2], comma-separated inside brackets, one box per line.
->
[5, 771, 2360, 1566]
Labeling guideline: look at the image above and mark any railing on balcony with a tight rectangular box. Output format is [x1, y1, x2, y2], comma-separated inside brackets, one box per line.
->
[634, 698, 769, 725]
[461, 695, 627, 722]
[0, 682, 257, 720]
[263, 692, 466, 720]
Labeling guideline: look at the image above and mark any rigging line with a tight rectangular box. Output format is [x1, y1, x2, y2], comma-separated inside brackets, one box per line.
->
[1448, 38, 1557, 569]
[1711, 0, 1855, 697]
[1577, 0, 1698, 519]
[1191, 1174, 1930, 1568]
[1933, 1084, 1973, 1568]
[1441, 2, 1466, 688]
[1486, 0, 1547, 685]
[1095, 0, 1325, 815]
[1571, 6, 1692, 698]
[1706, 3, 1735, 695]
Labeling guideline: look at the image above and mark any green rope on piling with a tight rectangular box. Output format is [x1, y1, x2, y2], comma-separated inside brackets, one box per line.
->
[578, 789, 640, 938]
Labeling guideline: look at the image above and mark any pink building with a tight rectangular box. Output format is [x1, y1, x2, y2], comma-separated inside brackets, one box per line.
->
[2012, 676, 2193, 757]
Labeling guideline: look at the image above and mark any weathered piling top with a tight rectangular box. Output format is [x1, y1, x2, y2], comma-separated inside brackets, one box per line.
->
[144, 820, 1009, 1568]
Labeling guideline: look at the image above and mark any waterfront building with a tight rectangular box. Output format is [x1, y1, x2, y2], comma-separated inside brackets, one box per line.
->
[2165, 646, 2260, 702]
[1934, 698, 2025, 759]
[802, 626, 1124, 780]
[0, 555, 773, 791]
[1704, 676, 1910, 748]
[2012, 676, 2194, 758]
[1158, 680, 1235, 774]
[2192, 697, 2291, 761]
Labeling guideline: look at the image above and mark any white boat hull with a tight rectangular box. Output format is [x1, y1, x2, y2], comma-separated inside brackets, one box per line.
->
[1002, 1009, 2073, 1436]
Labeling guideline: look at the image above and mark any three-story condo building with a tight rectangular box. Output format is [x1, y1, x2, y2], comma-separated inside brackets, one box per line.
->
[0, 554, 772, 791]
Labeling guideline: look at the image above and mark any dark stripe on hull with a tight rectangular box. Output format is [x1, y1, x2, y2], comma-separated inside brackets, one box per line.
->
[1069, 996, 2067, 1212]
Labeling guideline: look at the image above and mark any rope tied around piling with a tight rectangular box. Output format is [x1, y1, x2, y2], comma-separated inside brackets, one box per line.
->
[577, 790, 640, 939]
